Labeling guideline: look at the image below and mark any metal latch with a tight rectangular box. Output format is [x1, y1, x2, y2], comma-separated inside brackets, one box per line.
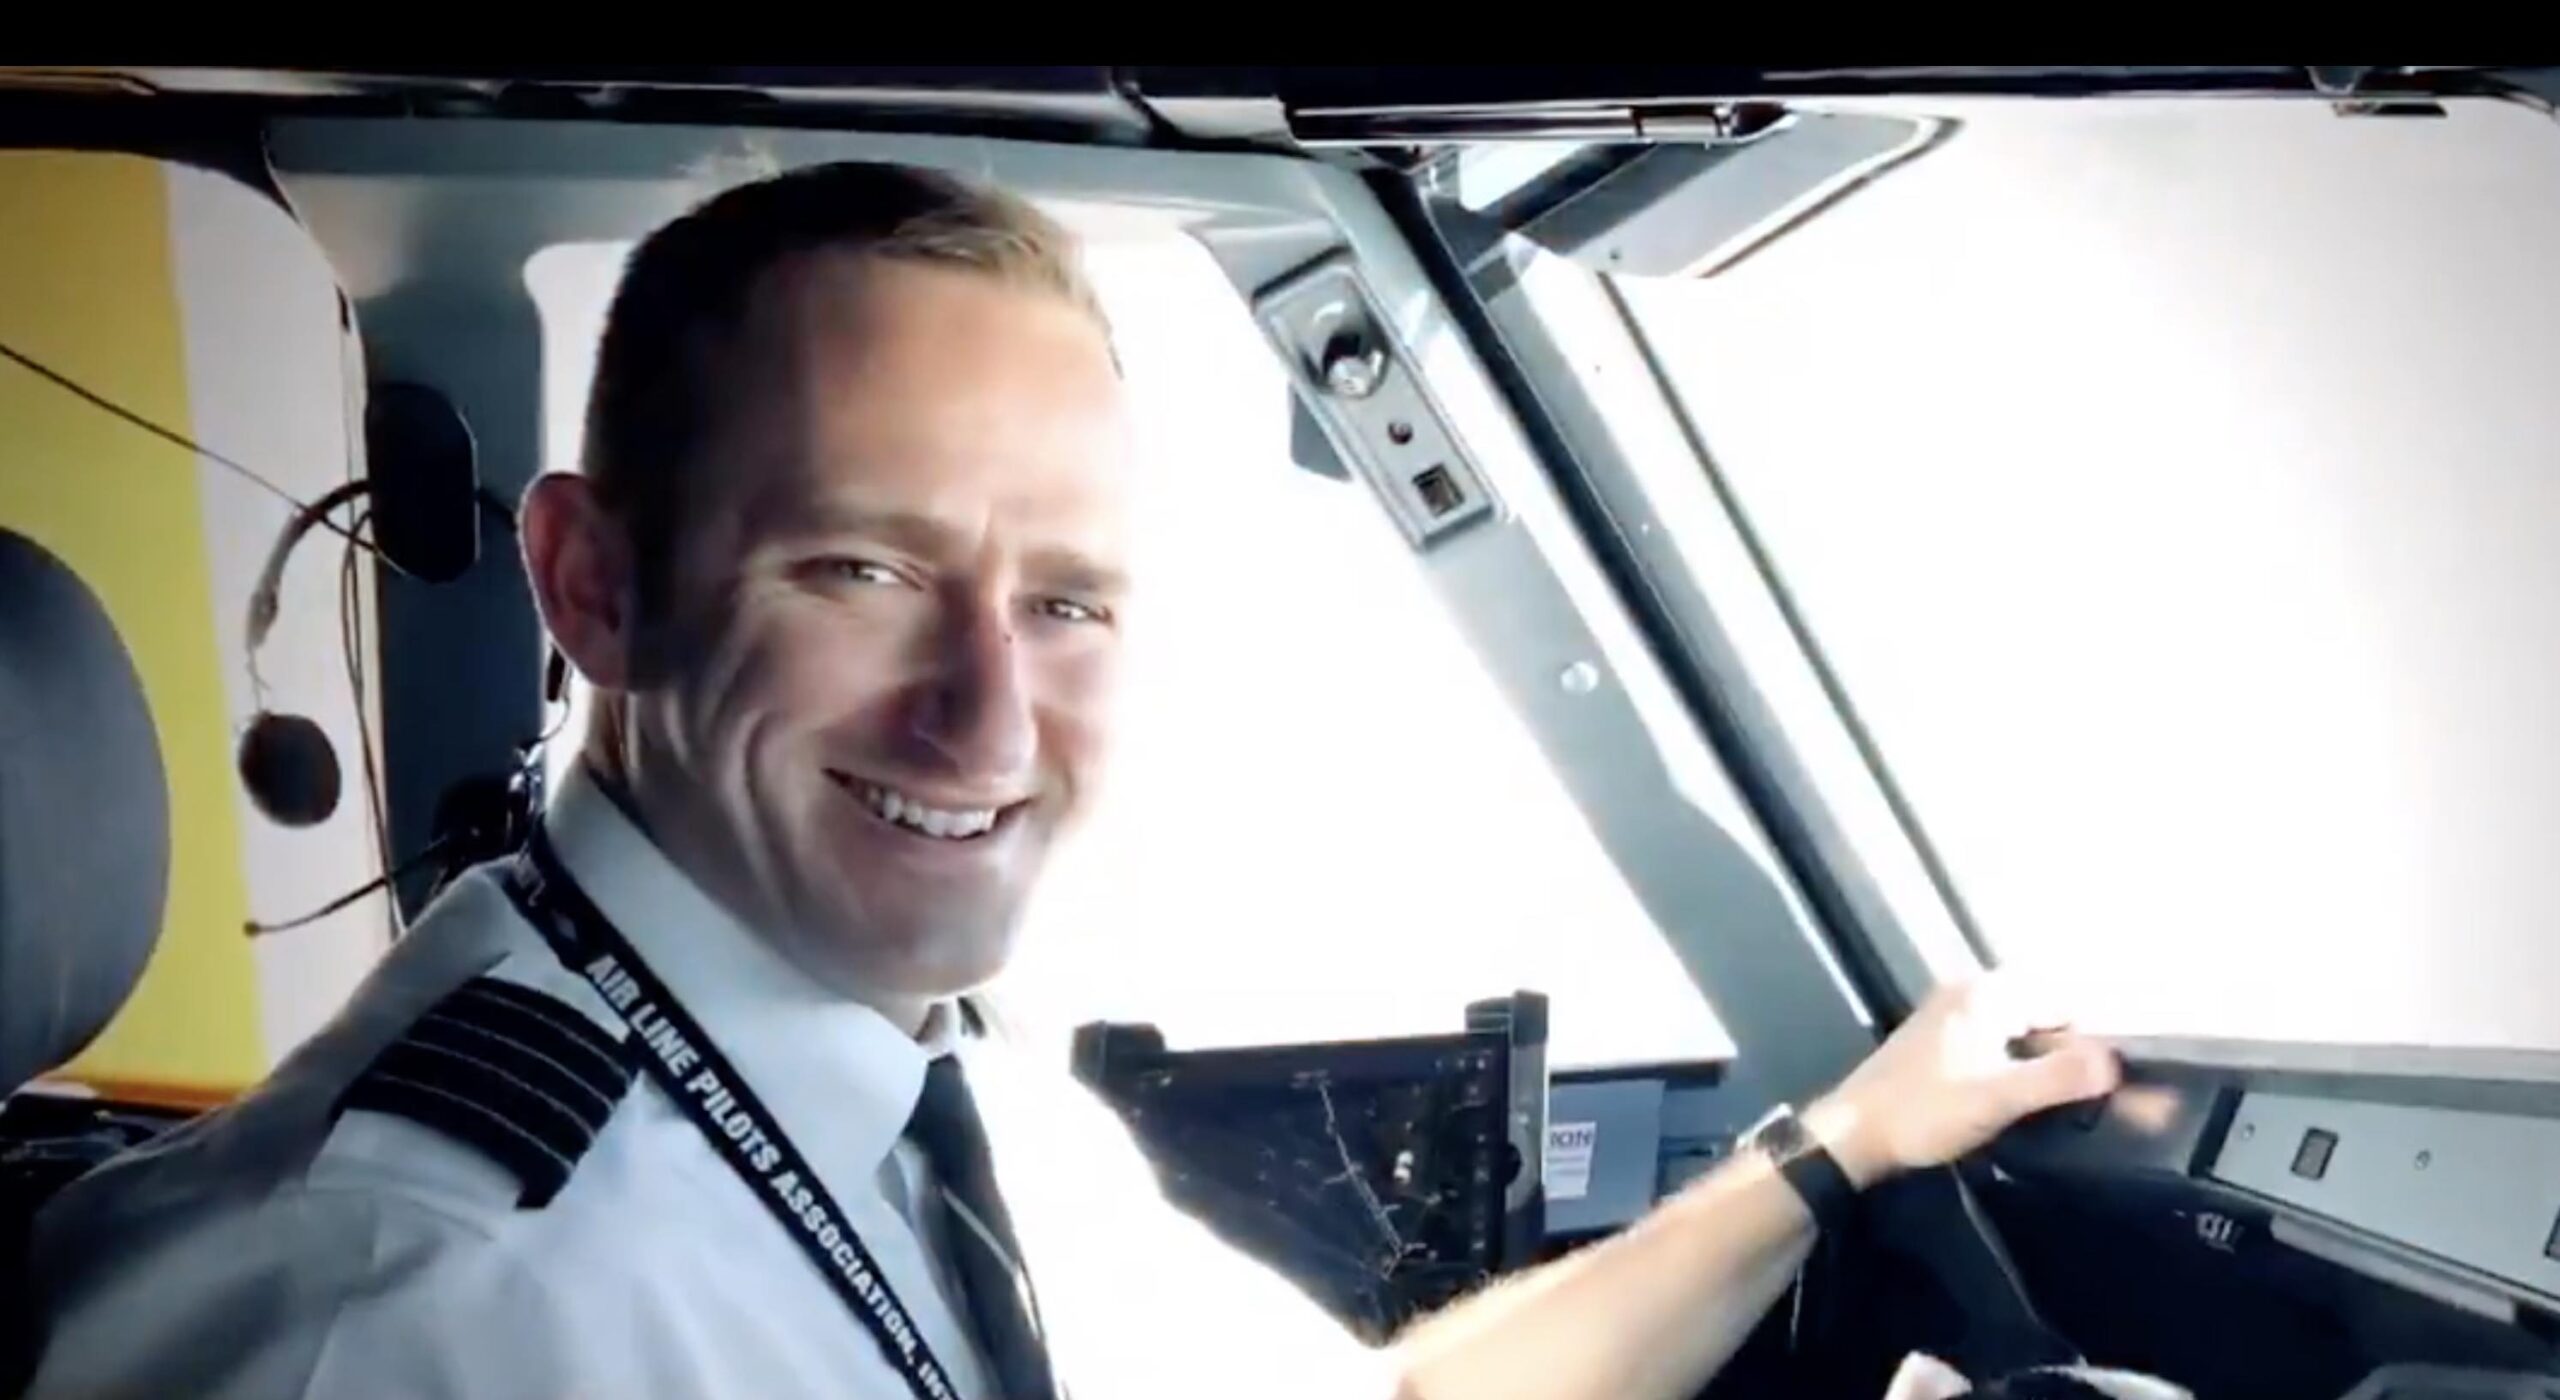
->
[1255, 252, 1500, 550]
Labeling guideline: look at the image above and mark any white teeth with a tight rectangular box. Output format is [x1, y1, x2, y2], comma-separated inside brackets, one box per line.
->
[855, 781, 1001, 841]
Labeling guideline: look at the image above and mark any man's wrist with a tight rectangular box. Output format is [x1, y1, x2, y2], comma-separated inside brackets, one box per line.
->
[1799, 1094, 1894, 1190]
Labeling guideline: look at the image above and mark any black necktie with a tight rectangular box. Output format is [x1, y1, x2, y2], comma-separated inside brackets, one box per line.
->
[906, 1055, 1060, 1400]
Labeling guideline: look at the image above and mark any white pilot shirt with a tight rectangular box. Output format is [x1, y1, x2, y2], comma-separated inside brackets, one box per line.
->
[25, 767, 1396, 1400]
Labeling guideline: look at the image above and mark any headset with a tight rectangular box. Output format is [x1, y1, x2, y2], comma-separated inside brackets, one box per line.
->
[238, 481, 367, 828]
[8, 321, 553, 940]
[236, 383, 481, 827]
[225, 379, 569, 935]
[233, 381, 522, 937]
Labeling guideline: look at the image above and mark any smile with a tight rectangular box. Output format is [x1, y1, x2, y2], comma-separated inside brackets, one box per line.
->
[825, 770, 1018, 842]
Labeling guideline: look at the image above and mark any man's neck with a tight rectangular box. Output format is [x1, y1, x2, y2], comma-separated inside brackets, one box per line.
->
[573, 752, 939, 1040]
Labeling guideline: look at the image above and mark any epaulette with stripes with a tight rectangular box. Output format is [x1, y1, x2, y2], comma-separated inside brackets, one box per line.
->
[338, 976, 638, 1207]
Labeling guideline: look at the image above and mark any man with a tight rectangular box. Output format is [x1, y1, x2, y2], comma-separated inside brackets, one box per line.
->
[24, 162, 2118, 1399]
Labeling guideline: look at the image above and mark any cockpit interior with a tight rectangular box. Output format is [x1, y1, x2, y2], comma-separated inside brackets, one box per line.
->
[5, 65, 2560, 1399]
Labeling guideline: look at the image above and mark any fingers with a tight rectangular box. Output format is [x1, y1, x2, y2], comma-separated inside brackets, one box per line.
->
[1997, 1033, 2122, 1117]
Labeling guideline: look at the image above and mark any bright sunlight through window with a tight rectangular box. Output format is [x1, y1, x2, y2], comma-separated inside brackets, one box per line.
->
[1612, 100, 2560, 1051]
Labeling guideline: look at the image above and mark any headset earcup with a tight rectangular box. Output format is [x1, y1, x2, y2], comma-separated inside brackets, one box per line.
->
[237, 711, 342, 828]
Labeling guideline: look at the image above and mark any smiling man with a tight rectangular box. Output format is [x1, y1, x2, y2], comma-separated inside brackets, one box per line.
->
[23, 162, 2117, 1400]
[557, 201, 1132, 1031]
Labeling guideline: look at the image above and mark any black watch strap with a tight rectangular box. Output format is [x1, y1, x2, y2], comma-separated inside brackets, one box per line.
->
[1747, 1105, 1861, 1235]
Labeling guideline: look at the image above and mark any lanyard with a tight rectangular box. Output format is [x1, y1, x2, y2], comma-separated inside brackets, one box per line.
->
[500, 833, 965, 1400]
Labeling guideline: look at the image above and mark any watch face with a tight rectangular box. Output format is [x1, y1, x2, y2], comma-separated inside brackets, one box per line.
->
[1749, 1106, 1810, 1160]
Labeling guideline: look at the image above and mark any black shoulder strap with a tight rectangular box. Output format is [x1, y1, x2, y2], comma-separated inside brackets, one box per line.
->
[337, 975, 639, 1207]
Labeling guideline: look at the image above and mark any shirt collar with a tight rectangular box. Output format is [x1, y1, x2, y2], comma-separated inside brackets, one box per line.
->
[542, 761, 957, 1179]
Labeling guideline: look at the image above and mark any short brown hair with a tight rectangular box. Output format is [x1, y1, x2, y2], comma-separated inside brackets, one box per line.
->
[581, 161, 1107, 610]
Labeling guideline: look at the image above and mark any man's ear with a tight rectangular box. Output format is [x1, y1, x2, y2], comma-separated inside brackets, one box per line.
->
[519, 473, 639, 693]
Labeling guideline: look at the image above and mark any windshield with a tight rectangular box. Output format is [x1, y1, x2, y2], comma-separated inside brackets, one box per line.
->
[1575, 98, 2560, 1050]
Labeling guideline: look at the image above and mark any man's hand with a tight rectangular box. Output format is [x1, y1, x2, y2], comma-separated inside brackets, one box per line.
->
[1803, 975, 2122, 1188]
[1387, 974, 2121, 1400]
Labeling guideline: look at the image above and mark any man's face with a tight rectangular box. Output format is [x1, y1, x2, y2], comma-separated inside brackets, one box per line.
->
[621, 253, 1133, 1012]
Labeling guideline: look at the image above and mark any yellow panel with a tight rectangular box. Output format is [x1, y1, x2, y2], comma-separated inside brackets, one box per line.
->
[0, 151, 263, 1097]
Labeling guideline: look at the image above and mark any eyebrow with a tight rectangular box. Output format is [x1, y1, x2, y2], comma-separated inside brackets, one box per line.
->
[764, 498, 1129, 598]
[768, 499, 958, 554]
[1023, 545, 1131, 600]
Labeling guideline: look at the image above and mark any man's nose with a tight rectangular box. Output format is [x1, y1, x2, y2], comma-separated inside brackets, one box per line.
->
[906, 596, 1037, 779]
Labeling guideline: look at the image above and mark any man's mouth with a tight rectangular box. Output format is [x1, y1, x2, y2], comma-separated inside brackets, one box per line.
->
[825, 770, 1021, 843]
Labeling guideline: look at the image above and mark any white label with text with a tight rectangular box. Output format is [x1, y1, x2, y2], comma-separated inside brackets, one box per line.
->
[1546, 1120, 1599, 1201]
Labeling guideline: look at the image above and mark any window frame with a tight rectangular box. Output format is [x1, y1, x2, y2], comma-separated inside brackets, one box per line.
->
[1461, 107, 2560, 1314]
[1411, 193, 1983, 1023]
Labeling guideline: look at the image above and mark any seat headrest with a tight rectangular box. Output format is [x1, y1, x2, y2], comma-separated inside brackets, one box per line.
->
[0, 527, 170, 1093]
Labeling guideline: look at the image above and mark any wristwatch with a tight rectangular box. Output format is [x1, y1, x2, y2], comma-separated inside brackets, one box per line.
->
[1742, 1103, 1861, 1236]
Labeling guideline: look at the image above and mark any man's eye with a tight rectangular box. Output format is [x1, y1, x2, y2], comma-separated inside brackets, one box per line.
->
[1034, 596, 1109, 626]
[817, 557, 904, 587]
